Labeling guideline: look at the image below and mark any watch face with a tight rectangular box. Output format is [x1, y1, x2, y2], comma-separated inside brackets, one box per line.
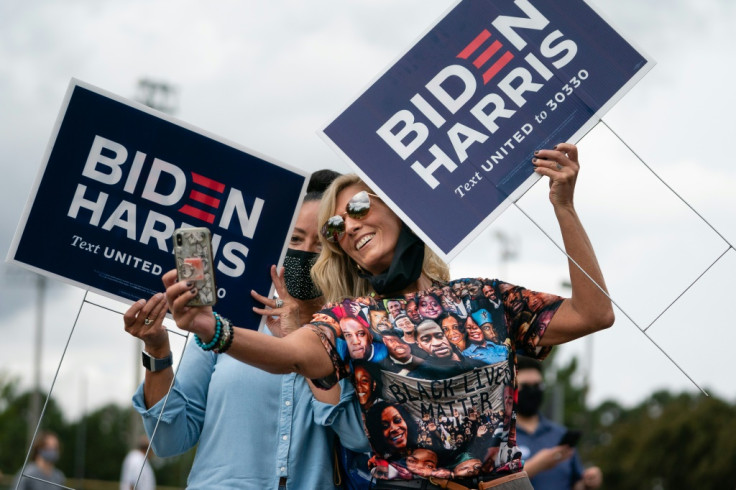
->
[142, 351, 172, 371]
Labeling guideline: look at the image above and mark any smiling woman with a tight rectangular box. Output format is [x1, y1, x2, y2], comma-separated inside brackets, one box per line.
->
[163, 145, 615, 489]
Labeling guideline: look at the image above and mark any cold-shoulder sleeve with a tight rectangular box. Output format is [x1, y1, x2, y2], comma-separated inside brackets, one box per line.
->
[308, 321, 349, 389]
[496, 280, 563, 360]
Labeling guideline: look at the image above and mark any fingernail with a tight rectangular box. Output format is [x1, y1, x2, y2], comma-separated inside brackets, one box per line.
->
[534, 150, 539, 155]
[190, 288, 198, 295]
[186, 281, 193, 288]
[531, 158, 537, 163]
[553, 145, 558, 150]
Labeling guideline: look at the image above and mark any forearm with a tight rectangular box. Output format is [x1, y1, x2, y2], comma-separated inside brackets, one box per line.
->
[542, 205, 614, 345]
[141, 342, 173, 409]
[225, 325, 335, 379]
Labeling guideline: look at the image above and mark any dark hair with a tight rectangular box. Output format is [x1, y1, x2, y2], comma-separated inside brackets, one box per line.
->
[31, 431, 57, 460]
[380, 327, 405, 339]
[516, 355, 543, 374]
[365, 401, 418, 458]
[305, 169, 342, 202]
[437, 312, 465, 333]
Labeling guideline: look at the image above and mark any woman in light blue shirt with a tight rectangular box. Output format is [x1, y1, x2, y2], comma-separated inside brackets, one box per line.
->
[124, 170, 369, 489]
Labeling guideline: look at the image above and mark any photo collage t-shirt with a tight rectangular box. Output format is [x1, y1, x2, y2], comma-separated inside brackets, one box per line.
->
[310, 278, 563, 481]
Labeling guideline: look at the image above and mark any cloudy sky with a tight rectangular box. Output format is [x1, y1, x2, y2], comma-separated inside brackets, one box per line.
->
[1, 0, 734, 426]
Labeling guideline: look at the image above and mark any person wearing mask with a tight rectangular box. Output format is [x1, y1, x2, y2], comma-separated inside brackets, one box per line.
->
[124, 169, 369, 489]
[13, 431, 65, 490]
[515, 356, 603, 490]
[162, 144, 614, 488]
[120, 435, 156, 490]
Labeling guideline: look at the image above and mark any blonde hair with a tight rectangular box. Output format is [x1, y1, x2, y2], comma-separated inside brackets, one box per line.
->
[311, 174, 450, 303]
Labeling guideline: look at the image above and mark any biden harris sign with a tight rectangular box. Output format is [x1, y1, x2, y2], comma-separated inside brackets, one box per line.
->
[7, 79, 308, 329]
[321, 0, 652, 261]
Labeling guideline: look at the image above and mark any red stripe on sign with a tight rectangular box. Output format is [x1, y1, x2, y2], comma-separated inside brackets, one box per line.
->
[457, 30, 491, 59]
[483, 51, 514, 84]
[179, 205, 215, 224]
[473, 40, 503, 68]
[190, 190, 221, 208]
[191, 172, 225, 193]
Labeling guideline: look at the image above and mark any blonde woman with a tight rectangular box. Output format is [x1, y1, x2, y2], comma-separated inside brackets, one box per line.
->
[163, 144, 614, 489]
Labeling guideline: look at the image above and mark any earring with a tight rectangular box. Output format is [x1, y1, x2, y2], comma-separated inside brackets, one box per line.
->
[352, 260, 364, 275]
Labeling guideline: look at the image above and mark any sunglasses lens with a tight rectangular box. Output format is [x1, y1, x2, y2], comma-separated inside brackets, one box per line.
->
[346, 191, 371, 219]
[321, 215, 345, 242]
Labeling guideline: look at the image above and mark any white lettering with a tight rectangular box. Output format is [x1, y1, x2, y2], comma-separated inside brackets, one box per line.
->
[376, 110, 429, 160]
[491, 0, 549, 51]
[142, 158, 186, 206]
[82, 135, 128, 185]
[219, 189, 264, 239]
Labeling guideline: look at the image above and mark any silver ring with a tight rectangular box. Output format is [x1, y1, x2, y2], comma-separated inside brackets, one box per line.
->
[274, 298, 284, 309]
[144, 317, 153, 326]
[555, 163, 563, 170]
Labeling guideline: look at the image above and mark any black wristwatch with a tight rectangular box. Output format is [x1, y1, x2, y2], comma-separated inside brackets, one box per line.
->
[141, 350, 173, 372]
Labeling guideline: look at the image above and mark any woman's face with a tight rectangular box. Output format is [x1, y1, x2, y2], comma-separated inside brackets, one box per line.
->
[441, 316, 466, 350]
[354, 366, 376, 408]
[418, 295, 442, 319]
[290, 200, 321, 253]
[334, 184, 402, 275]
[465, 317, 484, 343]
[381, 406, 409, 450]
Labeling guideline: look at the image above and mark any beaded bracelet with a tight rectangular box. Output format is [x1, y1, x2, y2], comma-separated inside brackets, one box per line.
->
[194, 312, 223, 351]
[214, 317, 234, 354]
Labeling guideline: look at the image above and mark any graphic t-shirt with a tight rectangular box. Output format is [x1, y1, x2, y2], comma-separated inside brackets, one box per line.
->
[310, 278, 563, 481]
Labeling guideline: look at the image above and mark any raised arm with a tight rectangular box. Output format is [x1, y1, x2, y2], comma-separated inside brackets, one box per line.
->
[163, 269, 335, 379]
[532, 143, 615, 346]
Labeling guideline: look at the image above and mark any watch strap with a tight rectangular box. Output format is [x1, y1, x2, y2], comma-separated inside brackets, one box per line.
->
[141, 350, 173, 372]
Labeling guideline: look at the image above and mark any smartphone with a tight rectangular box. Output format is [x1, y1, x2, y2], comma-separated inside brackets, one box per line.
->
[173, 227, 217, 307]
[558, 429, 582, 447]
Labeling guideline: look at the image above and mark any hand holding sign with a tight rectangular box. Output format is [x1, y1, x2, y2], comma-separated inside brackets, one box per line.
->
[532, 143, 579, 209]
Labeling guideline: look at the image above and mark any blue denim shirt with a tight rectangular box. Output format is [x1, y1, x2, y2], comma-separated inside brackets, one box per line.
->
[133, 337, 368, 489]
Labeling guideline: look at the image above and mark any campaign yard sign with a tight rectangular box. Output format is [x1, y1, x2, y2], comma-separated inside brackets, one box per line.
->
[321, 0, 652, 262]
[7, 79, 308, 330]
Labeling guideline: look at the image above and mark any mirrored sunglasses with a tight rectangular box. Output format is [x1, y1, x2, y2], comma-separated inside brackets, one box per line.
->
[321, 190, 380, 242]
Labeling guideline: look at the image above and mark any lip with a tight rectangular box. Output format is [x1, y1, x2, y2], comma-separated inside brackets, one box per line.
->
[434, 345, 450, 356]
[355, 233, 375, 251]
[390, 430, 406, 446]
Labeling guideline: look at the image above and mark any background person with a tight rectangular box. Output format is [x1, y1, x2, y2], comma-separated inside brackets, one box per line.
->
[515, 356, 603, 490]
[162, 144, 614, 488]
[124, 169, 369, 489]
[12, 431, 65, 490]
[120, 435, 156, 490]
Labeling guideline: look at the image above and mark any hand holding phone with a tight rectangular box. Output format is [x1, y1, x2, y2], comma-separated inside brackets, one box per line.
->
[558, 429, 582, 447]
[173, 227, 217, 307]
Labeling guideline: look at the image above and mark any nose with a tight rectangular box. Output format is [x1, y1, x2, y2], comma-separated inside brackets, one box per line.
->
[343, 214, 362, 236]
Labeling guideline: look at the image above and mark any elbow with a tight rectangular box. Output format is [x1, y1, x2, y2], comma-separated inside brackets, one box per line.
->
[592, 306, 615, 333]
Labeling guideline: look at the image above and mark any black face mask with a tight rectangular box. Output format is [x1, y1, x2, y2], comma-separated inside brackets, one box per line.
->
[516, 383, 544, 416]
[283, 248, 322, 300]
[358, 224, 425, 295]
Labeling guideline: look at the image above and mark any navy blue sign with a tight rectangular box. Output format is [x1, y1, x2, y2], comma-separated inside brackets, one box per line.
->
[8, 80, 308, 330]
[321, 0, 652, 260]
